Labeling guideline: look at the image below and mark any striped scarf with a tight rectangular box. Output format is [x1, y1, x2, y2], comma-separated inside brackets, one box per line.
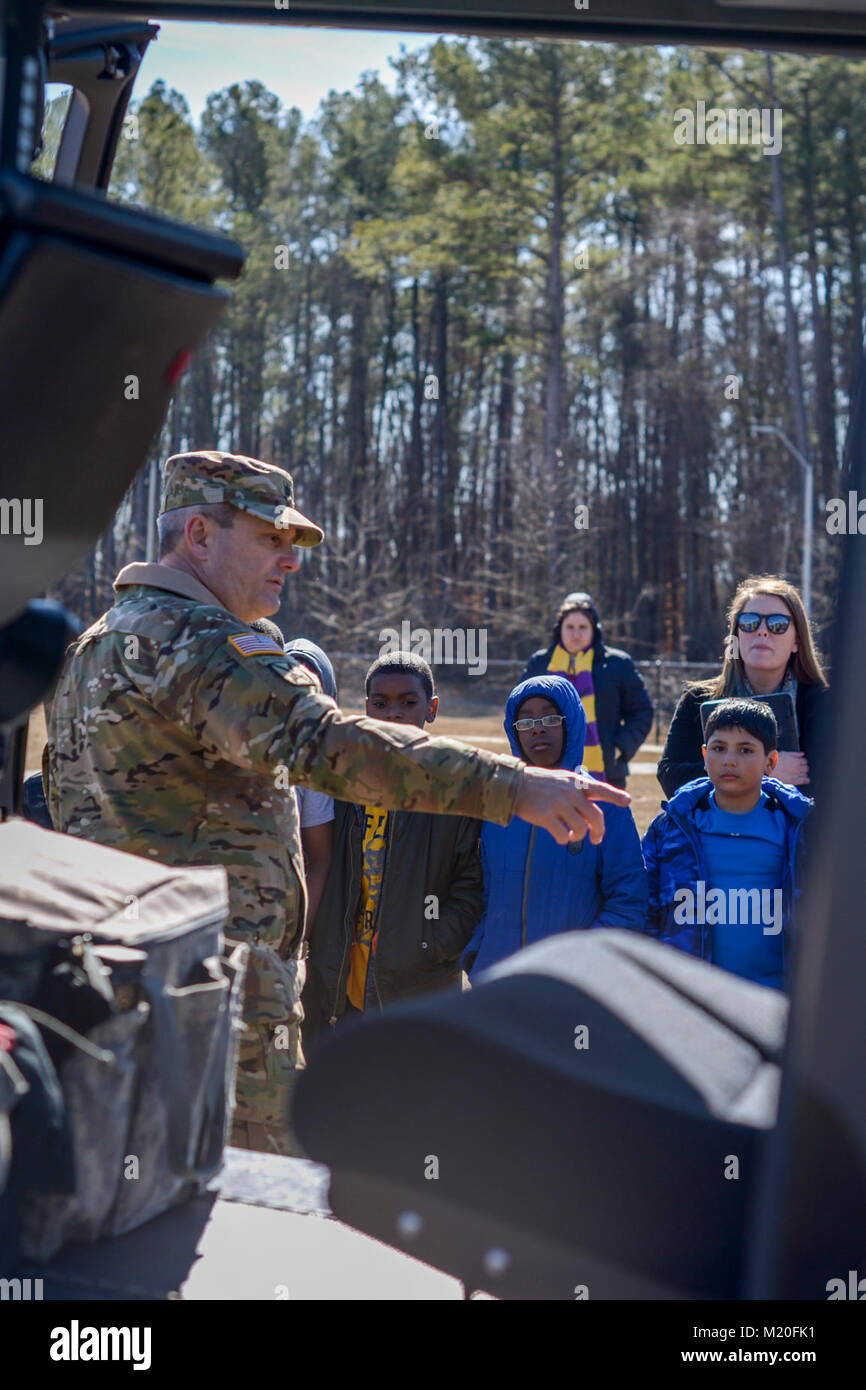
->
[546, 644, 606, 775]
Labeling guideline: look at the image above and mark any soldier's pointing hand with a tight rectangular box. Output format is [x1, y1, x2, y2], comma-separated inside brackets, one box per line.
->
[514, 765, 630, 845]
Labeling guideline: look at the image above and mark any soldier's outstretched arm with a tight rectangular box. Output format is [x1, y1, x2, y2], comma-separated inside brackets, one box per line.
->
[163, 637, 628, 839]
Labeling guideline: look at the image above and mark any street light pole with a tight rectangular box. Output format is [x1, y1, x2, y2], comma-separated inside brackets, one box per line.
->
[751, 424, 813, 617]
[802, 452, 813, 621]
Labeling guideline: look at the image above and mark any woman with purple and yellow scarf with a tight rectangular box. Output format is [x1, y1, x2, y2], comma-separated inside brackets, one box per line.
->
[520, 593, 654, 788]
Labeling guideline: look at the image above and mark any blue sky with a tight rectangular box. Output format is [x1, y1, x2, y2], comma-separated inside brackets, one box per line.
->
[129, 20, 439, 123]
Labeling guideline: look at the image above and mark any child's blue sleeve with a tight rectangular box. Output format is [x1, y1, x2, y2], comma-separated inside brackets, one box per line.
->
[789, 814, 810, 931]
[592, 808, 650, 931]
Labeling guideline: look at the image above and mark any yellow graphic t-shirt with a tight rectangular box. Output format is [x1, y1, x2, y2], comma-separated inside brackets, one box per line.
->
[346, 807, 389, 1010]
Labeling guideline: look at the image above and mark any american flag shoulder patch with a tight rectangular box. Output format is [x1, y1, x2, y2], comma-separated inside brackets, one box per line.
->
[228, 632, 285, 658]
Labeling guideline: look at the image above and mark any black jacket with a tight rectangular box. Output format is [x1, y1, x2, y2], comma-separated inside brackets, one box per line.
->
[305, 801, 483, 1038]
[520, 642, 654, 787]
[657, 681, 830, 799]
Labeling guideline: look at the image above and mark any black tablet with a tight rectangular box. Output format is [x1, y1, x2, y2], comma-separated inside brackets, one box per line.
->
[700, 693, 800, 753]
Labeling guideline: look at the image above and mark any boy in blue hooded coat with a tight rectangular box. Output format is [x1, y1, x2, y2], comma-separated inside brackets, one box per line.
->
[641, 698, 812, 989]
[464, 675, 648, 975]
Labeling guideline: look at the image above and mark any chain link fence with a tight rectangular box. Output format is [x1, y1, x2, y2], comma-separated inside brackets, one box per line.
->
[635, 661, 719, 744]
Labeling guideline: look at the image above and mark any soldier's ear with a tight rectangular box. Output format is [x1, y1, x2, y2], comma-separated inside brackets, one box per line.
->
[184, 511, 212, 556]
[426, 696, 439, 724]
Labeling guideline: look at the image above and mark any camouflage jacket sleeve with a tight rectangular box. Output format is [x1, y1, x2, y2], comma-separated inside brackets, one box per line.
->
[150, 633, 525, 825]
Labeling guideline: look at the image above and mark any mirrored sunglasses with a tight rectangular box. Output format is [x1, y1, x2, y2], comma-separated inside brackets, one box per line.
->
[736, 612, 793, 635]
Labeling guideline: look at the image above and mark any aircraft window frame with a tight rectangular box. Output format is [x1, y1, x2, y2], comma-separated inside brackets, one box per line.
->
[30, 82, 71, 182]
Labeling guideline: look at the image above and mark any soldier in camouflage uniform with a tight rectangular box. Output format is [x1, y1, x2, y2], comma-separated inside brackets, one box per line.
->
[46, 451, 628, 1156]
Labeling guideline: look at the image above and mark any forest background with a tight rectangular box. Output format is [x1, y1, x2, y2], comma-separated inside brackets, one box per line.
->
[40, 35, 860, 673]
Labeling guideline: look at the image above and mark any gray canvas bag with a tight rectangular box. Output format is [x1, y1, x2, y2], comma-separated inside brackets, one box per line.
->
[0, 819, 247, 1260]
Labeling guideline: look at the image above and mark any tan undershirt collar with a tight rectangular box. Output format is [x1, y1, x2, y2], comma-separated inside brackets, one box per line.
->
[113, 561, 230, 612]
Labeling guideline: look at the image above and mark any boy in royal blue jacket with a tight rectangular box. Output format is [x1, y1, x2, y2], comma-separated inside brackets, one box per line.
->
[464, 675, 647, 976]
[642, 698, 812, 990]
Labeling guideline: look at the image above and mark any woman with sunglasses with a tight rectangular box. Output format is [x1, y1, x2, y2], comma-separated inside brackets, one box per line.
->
[657, 575, 829, 798]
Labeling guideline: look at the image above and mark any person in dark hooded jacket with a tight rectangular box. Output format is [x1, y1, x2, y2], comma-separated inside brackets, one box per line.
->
[464, 674, 648, 976]
[521, 593, 653, 787]
[304, 652, 485, 1047]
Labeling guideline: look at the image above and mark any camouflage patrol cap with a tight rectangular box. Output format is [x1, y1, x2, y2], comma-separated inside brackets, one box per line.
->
[160, 451, 324, 546]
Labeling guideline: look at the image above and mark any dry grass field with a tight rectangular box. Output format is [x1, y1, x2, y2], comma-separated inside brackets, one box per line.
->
[28, 703, 666, 835]
[414, 712, 665, 836]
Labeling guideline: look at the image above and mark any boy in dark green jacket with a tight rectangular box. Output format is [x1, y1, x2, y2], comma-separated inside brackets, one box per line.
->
[303, 652, 483, 1047]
